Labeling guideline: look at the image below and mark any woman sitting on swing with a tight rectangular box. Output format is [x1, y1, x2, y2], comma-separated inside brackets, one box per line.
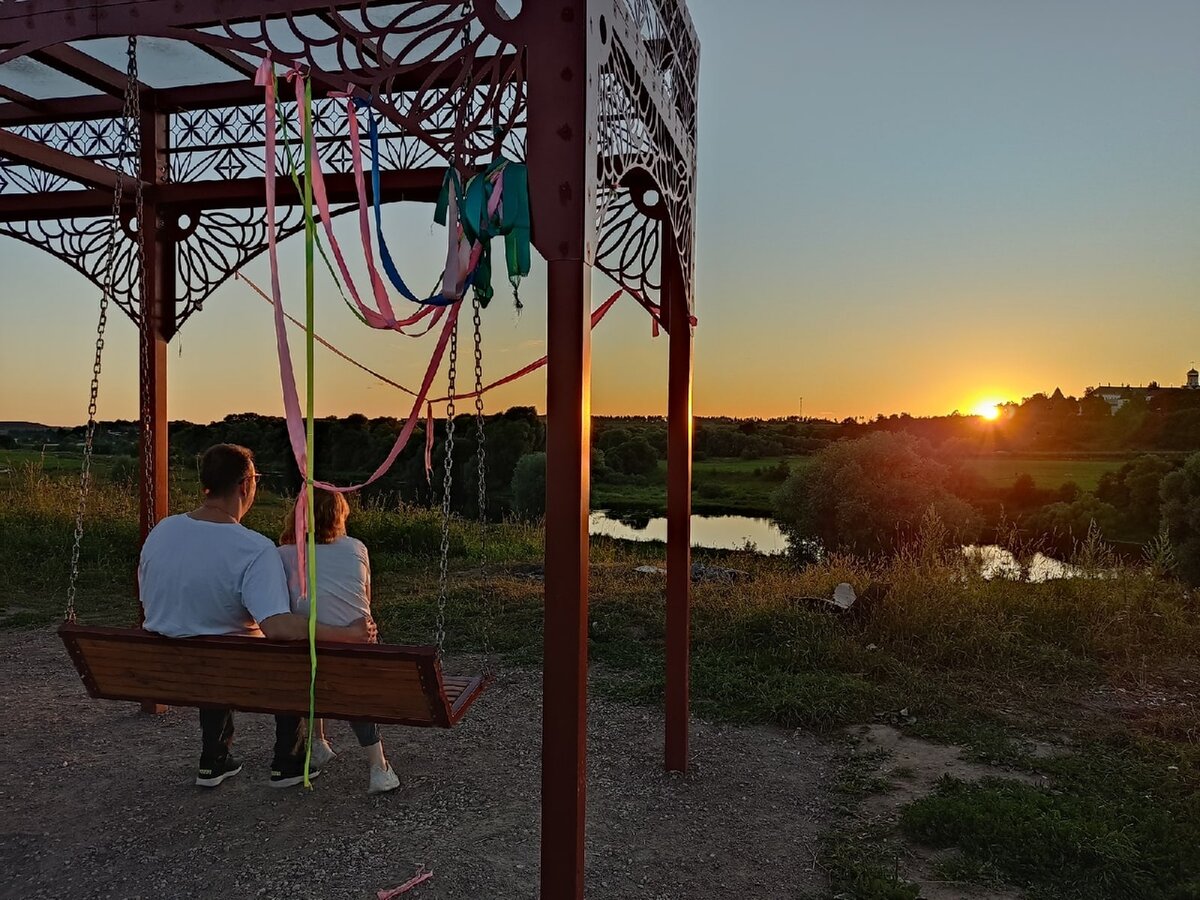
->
[278, 490, 401, 795]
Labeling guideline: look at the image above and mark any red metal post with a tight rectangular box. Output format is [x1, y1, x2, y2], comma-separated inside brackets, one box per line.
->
[137, 101, 171, 543]
[664, 225, 693, 772]
[522, 0, 592, 894]
[541, 258, 592, 899]
[137, 101, 172, 715]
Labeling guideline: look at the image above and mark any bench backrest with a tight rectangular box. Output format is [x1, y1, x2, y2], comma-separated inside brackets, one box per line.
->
[59, 622, 483, 727]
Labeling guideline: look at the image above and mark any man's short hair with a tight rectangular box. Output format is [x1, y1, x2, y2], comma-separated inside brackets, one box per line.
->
[199, 444, 254, 497]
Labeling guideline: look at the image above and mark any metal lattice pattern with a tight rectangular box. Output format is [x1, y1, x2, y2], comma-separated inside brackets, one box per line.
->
[0, 0, 696, 324]
[0, 205, 313, 325]
[594, 0, 699, 310]
[174, 205, 315, 323]
[186, 6, 528, 167]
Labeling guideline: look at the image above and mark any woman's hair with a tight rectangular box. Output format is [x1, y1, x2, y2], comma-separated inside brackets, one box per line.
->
[198, 444, 254, 498]
[280, 490, 350, 545]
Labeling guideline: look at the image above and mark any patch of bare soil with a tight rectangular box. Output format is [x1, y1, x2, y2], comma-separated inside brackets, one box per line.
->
[0, 629, 836, 900]
[850, 724, 1046, 900]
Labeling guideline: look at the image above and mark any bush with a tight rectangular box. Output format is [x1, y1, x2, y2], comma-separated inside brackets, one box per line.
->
[1025, 494, 1119, 541]
[510, 452, 546, 520]
[108, 455, 138, 486]
[773, 432, 981, 555]
[606, 439, 659, 476]
[1161, 451, 1200, 585]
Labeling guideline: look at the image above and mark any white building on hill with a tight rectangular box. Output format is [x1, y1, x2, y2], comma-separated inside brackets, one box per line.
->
[1089, 366, 1200, 414]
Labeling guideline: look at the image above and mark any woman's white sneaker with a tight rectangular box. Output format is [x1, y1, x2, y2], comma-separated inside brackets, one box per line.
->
[308, 738, 336, 768]
[368, 763, 400, 794]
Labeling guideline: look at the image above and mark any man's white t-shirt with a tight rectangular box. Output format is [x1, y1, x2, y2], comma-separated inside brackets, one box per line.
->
[277, 536, 371, 628]
[139, 514, 292, 638]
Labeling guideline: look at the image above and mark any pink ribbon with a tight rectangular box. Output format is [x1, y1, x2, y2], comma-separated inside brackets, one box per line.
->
[258, 57, 461, 597]
[377, 869, 433, 899]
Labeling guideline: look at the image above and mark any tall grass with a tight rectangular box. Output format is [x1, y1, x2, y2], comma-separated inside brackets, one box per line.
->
[5, 463, 1200, 898]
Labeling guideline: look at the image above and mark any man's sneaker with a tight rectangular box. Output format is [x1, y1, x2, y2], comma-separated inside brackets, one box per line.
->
[269, 765, 321, 789]
[368, 763, 400, 795]
[196, 755, 242, 788]
[308, 738, 336, 768]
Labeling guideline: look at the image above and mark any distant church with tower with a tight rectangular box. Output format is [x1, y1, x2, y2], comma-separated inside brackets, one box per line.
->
[1087, 365, 1200, 414]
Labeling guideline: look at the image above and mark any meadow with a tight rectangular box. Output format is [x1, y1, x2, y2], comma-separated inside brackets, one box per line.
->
[592, 452, 1132, 519]
[592, 454, 807, 515]
[960, 455, 1125, 492]
[2, 454, 1198, 898]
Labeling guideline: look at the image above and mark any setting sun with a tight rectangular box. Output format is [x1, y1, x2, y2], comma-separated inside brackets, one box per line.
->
[973, 400, 1002, 420]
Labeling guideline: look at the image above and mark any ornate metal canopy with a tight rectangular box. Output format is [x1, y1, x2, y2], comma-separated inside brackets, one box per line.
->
[0, 5, 700, 895]
[0, 0, 698, 335]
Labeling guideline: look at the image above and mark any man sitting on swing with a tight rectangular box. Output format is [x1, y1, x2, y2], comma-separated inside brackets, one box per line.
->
[138, 443, 376, 788]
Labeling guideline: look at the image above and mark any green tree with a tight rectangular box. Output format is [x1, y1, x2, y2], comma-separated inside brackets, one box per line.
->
[1026, 494, 1119, 541]
[510, 452, 547, 520]
[607, 438, 659, 476]
[1097, 454, 1175, 536]
[596, 427, 632, 453]
[773, 432, 981, 555]
[1161, 452, 1200, 585]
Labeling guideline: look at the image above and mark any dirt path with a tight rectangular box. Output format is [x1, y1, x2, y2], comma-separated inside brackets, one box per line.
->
[0, 629, 836, 900]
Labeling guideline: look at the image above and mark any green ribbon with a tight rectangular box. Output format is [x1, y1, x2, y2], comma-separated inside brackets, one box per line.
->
[302, 77, 319, 790]
[433, 157, 532, 308]
[274, 76, 366, 326]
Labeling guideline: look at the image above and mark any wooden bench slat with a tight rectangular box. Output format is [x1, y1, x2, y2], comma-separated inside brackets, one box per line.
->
[59, 623, 488, 729]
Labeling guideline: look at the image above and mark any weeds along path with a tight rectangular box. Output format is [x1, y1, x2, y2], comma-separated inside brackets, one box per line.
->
[0, 628, 838, 900]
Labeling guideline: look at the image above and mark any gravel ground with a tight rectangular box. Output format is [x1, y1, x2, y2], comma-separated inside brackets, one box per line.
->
[0, 628, 836, 899]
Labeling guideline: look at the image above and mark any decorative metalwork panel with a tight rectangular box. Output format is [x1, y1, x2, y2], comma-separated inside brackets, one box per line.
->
[0, 214, 138, 310]
[174, 204, 313, 324]
[594, 185, 662, 300]
[0, 204, 315, 327]
[0, 0, 698, 320]
[0, 114, 136, 194]
[594, 0, 699, 310]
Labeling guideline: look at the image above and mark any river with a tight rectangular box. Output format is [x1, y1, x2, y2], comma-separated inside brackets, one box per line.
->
[588, 511, 1083, 582]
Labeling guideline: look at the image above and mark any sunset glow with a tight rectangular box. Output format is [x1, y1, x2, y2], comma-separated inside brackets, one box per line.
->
[973, 400, 1002, 421]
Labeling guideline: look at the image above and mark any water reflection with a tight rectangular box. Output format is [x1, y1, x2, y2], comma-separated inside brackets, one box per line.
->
[964, 545, 1081, 582]
[588, 511, 788, 554]
[587, 514, 1084, 581]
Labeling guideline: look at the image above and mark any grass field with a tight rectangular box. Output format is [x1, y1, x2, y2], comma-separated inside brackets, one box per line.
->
[961, 456, 1124, 492]
[593, 455, 812, 516]
[3, 455, 1199, 898]
[593, 452, 1140, 517]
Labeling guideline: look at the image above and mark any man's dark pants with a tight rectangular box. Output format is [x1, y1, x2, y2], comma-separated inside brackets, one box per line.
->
[199, 708, 307, 770]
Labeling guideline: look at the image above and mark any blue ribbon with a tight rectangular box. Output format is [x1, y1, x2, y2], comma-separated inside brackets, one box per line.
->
[356, 98, 466, 308]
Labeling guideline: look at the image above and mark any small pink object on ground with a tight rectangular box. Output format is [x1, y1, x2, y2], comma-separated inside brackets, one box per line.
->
[377, 868, 434, 899]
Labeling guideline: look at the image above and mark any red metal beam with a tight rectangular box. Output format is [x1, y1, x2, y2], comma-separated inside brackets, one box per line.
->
[161, 167, 447, 208]
[664, 223, 692, 773]
[0, 93, 121, 125]
[0, 0, 366, 38]
[0, 54, 519, 127]
[0, 125, 139, 191]
[0, 84, 49, 113]
[0, 167, 446, 221]
[31, 44, 143, 97]
[194, 44, 260, 79]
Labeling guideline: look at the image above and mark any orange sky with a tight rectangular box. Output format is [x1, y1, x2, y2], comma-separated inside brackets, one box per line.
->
[3, 0, 1199, 426]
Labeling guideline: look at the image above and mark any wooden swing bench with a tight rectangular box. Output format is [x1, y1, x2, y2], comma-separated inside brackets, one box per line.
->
[59, 622, 486, 728]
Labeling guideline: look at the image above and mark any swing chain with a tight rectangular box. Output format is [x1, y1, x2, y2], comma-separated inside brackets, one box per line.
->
[128, 37, 155, 532]
[473, 296, 494, 673]
[453, 1, 474, 173]
[64, 36, 141, 624]
[436, 318, 459, 656]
